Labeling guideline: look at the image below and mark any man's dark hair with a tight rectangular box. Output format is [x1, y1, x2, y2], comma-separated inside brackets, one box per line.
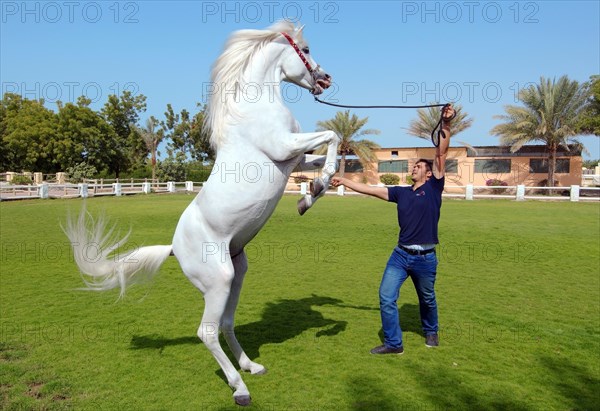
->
[416, 159, 433, 172]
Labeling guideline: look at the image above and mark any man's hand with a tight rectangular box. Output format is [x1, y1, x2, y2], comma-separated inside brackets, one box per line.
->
[441, 104, 455, 125]
[434, 104, 455, 179]
[331, 177, 347, 187]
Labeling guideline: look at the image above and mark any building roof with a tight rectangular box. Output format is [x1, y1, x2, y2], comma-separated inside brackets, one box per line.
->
[466, 144, 583, 158]
[374, 144, 582, 158]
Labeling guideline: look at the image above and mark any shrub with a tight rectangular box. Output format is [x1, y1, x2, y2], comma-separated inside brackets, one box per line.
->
[10, 175, 33, 185]
[67, 162, 98, 183]
[187, 165, 213, 182]
[486, 179, 508, 194]
[380, 173, 400, 185]
[293, 175, 310, 184]
[157, 156, 188, 182]
[537, 179, 568, 196]
[405, 175, 414, 185]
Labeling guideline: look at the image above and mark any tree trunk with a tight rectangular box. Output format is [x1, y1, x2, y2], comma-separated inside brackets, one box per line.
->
[547, 143, 557, 195]
[151, 152, 157, 186]
[339, 153, 346, 177]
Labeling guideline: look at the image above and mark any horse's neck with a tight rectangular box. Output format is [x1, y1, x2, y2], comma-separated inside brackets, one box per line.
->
[241, 47, 285, 106]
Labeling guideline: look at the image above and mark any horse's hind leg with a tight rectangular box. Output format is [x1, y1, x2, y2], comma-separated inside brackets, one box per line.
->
[194, 259, 252, 406]
[221, 250, 266, 375]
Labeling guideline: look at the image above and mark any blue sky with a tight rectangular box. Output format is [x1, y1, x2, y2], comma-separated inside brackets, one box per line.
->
[2, 0, 599, 159]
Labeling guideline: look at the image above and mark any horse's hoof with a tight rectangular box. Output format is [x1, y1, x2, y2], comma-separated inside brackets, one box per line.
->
[234, 395, 251, 406]
[311, 178, 326, 197]
[252, 367, 267, 375]
[297, 197, 308, 216]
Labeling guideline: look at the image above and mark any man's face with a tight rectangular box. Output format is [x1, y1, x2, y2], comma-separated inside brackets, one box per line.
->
[411, 161, 432, 183]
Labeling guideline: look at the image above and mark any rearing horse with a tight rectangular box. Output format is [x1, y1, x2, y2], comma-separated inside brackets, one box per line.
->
[65, 21, 340, 406]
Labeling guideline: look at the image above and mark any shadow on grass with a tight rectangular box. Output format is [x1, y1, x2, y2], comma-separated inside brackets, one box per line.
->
[376, 303, 424, 343]
[347, 376, 400, 411]
[129, 294, 351, 360]
[130, 335, 198, 353]
[539, 355, 600, 409]
[227, 294, 350, 360]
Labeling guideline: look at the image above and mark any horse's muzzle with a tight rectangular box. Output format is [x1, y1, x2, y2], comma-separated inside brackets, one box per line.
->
[312, 75, 331, 95]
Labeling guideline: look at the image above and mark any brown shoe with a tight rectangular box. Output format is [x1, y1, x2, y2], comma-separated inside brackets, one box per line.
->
[425, 333, 439, 347]
[370, 344, 404, 355]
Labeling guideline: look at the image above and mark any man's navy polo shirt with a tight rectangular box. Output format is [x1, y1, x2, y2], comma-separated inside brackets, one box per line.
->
[387, 176, 444, 245]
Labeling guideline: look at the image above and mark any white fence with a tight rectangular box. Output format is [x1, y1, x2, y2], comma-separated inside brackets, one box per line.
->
[442, 184, 599, 202]
[1, 182, 599, 202]
[0, 181, 199, 201]
[327, 183, 599, 202]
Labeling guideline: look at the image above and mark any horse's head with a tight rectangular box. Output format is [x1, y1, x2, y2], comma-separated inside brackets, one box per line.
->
[279, 25, 331, 95]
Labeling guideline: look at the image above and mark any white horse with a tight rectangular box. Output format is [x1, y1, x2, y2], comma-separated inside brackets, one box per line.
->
[65, 21, 340, 406]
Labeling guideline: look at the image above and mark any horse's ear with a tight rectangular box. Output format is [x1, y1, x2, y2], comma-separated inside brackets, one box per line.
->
[294, 24, 305, 38]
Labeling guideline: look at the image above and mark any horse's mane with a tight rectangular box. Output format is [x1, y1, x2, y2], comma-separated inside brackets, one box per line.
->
[204, 20, 303, 150]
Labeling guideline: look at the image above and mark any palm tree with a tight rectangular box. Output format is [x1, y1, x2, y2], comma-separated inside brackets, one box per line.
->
[136, 116, 164, 184]
[491, 76, 588, 187]
[315, 110, 380, 176]
[406, 104, 473, 144]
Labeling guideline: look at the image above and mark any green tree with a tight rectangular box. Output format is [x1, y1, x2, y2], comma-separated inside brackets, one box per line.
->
[162, 104, 191, 159]
[315, 110, 380, 176]
[101, 91, 147, 177]
[162, 103, 213, 162]
[55, 99, 116, 173]
[0, 93, 58, 173]
[491, 76, 588, 187]
[406, 104, 473, 144]
[189, 104, 214, 162]
[576, 75, 600, 136]
[157, 152, 188, 182]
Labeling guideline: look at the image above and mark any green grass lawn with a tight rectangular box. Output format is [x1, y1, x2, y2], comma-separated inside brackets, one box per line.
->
[1, 194, 599, 410]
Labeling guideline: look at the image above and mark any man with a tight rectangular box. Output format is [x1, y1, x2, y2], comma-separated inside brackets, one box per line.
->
[331, 105, 455, 355]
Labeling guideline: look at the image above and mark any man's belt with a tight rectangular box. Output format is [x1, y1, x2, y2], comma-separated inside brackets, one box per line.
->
[398, 245, 436, 255]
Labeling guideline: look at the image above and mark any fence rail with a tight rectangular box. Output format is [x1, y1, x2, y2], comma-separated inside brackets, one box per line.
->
[1, 182, 599, 202]
[326, 183, 600, 202]
[1, 181, 201, 201]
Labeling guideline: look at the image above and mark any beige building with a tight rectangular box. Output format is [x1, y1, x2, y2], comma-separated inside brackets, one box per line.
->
[340, 144, 583, 187]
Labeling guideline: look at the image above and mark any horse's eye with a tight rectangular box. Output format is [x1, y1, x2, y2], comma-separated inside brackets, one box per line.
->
[302, 47, 310, 54]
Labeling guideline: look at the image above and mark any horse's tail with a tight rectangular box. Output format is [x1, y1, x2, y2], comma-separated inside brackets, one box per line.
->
[63, 205, 172, 299]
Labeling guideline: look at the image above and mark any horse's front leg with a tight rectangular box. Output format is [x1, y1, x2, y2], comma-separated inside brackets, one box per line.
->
[285, 131, 339, 215]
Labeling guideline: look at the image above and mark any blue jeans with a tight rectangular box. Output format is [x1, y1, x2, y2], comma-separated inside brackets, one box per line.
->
[379, 246, 438, 348]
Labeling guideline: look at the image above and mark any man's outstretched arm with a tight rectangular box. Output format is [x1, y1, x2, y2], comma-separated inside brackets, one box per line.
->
[331, 177, 389, 201]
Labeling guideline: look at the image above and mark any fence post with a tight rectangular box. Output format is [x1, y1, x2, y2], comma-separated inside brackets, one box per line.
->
[300, 182, 307, 195]
[465, 184, 473, 200]
[516, 185, 525, 201]
[38, 183, 49, 199]
[33, 172, 43, 184]
[113, 183, 122, 196]
[185, 181, 194, 192]
[78, 183, 88, 198]
[167, 182, 175, 193]
[142, 182, 151, 194]
[570, 185, 580, 202]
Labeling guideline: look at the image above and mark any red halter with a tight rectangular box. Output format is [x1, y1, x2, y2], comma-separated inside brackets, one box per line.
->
[280, 32, 319, 80]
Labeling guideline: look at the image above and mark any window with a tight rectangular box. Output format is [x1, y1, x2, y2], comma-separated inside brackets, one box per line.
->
[446, 159, 458, 173]
[529, 158, 570, 173]
[344, 159, 363, 173]
[474, 159, 511, 173]
[378, 160, 408, 173]
[391, 150, 398, 158]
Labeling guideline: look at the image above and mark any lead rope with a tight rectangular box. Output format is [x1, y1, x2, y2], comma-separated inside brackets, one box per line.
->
[313, 96, 454, 147]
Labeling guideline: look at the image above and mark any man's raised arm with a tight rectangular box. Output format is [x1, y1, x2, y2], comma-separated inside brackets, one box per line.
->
[433, 105, 455, 179]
